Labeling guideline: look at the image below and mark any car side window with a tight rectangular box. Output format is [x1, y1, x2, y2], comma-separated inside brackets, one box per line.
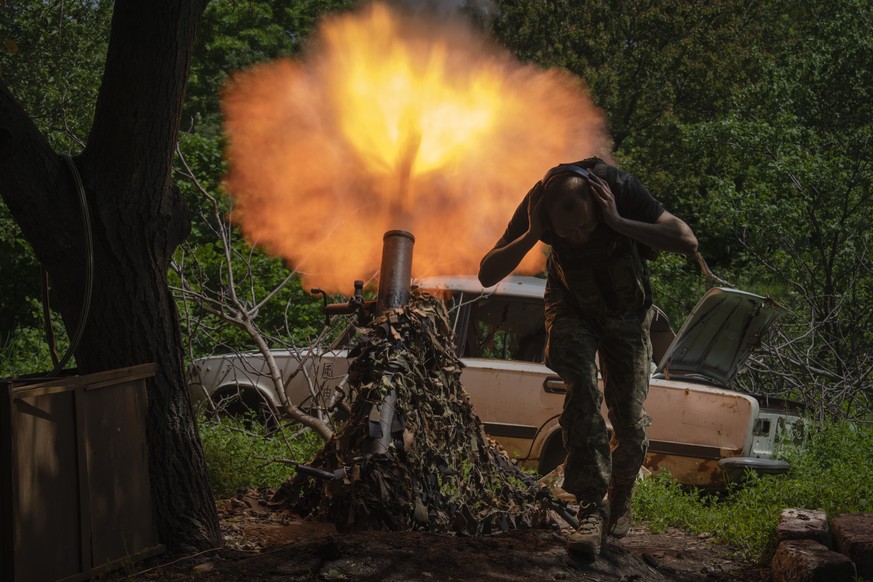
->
[461, 296, 546, 363]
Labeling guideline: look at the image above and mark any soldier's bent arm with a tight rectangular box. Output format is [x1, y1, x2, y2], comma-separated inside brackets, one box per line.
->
[478, 230, 540, 288]
[479, 183, 546, 287]
[610, 210, 698, 255]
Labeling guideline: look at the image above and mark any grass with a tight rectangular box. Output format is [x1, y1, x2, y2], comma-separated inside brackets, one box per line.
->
[198, 414, 872, 564]
[198, 413, 323, 499]
[633, 419, 873, 563]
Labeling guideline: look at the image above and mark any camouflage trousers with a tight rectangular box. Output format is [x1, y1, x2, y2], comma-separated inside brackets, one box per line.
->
[545, 295, 653, 504]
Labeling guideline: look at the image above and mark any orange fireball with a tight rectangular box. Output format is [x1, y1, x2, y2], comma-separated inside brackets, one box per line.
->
[222, 2, 610, 291]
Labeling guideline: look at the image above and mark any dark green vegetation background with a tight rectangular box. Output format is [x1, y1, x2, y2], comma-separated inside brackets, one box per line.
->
[2, 0, 871, 420]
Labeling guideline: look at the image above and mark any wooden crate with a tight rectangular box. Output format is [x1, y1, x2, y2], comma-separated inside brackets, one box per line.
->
[1, 364, 164, 582]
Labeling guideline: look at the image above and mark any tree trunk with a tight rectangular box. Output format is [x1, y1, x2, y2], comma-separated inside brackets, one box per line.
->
[0, 0, 220, 551]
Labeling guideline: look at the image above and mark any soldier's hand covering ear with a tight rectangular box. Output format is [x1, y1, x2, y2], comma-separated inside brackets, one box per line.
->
[587, 173, 621, 228]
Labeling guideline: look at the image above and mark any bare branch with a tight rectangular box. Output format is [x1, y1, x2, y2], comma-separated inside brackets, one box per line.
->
[172, 142, 339, 441]
[694, 252, 734, 289]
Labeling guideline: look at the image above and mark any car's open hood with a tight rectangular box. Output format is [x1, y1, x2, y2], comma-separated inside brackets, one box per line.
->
[655, 288, 784, 387]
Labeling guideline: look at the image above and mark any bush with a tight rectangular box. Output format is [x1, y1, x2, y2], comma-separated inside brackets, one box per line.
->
[1, 299, 71, 377]
[633, 419, 873, 563]
[198, 414, 323, 499]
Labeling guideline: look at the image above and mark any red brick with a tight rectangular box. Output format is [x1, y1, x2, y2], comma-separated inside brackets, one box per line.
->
[831, 512, 873, 581]
[777, 508, 831, 547]
[771, 539, 856, 582]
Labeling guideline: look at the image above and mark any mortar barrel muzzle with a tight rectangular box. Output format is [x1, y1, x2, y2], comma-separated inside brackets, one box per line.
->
[377, 230, 415, 312]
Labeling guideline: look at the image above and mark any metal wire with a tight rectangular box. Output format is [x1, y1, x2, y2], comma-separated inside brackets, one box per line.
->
[45, 154, 94, 376]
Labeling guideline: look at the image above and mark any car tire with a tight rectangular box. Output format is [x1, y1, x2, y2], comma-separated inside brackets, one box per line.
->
[538, 434, 567, 475]
[210, 385, 279, 430]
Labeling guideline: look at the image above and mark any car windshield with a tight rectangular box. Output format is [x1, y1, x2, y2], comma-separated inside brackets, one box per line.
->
[443, 288, 674, 367]
[458, 294, 546, 363]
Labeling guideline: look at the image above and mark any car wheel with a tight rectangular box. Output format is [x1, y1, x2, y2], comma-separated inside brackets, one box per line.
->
[538, 434, 567, 475]
[210, 386, 279, 430]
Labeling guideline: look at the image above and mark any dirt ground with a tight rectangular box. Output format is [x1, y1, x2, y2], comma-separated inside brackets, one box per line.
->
[122, 489, 772, 581]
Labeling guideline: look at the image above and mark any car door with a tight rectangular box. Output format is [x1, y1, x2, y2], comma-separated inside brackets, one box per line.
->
[451, 291, 565, 461]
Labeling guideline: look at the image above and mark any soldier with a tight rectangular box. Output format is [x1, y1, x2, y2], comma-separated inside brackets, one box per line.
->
[478, 159, 698, 556]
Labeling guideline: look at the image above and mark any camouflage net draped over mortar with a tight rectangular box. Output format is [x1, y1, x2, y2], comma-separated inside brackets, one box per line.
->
[273, 292, 555, 534]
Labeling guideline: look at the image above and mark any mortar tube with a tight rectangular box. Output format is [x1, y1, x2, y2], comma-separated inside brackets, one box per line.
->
[365, 230, 414, 456]
[376, 230, 415, 313]
[365, 391, 399, 456]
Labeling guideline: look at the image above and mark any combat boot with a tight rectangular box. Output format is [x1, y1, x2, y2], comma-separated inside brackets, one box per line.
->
[607, 480, 635, 538]
[567, 500, 608, 555]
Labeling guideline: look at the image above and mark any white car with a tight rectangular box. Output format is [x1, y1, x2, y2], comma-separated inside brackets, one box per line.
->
[188, 276, 803, 488]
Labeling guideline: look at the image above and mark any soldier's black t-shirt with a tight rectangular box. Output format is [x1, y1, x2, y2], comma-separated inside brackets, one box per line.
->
[500, 158, 665, 250]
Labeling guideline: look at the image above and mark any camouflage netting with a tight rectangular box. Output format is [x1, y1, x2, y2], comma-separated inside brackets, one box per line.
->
[272, 291, 561, 534]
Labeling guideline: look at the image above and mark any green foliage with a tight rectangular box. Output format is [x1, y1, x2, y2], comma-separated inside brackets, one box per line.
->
[647, 253, 705, 330]
[677, 1, 873, 417]
[633, 471, 709, 533]
[172, 236, 331, 357]
[198, 415, 323, 499]
[776, 420, 873, 514]
[0, 298, 70, 377]
[185, 0, 355, 129]
[492, 0, 769, 174]
[634, 420, 873, 562]
[0, 0, 112, 151]
[0, 213, 42, 337]
[0, 0, 112, 365]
